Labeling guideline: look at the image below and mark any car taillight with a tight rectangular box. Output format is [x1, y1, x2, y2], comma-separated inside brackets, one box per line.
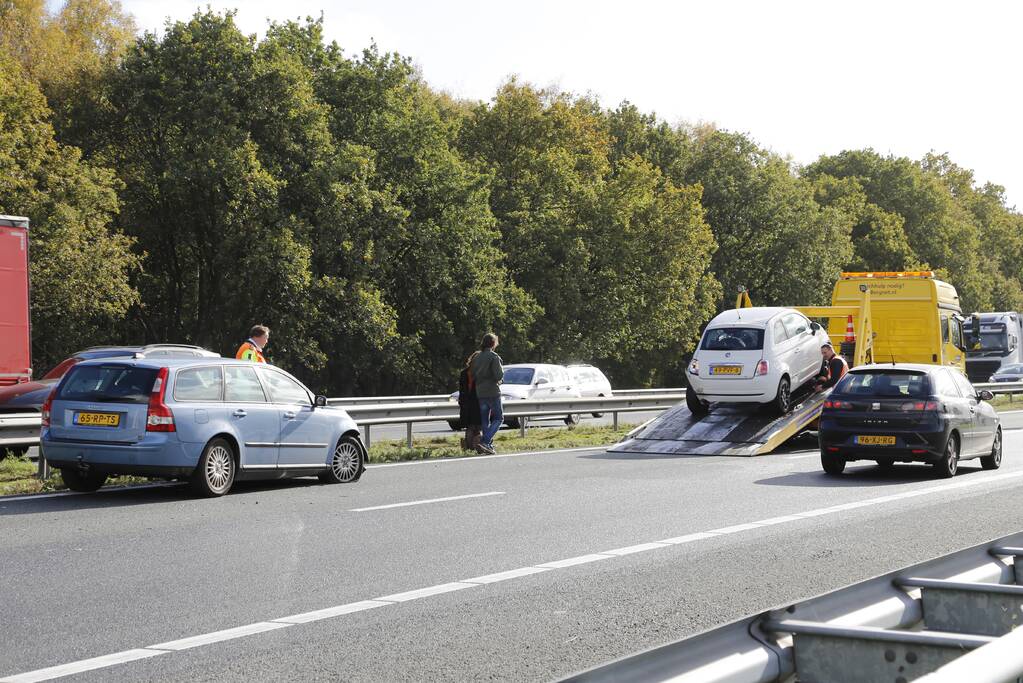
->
[146, 367, 175, 432]
[755, 360, 769, 376]
[900, 401, 940, 412]
[41, 387, 58, 427]
[823, 399, 852, 410]
[689, 360, 699, 376]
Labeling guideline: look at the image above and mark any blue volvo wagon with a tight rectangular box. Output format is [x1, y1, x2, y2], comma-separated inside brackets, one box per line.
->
[40, 358, 366, 496]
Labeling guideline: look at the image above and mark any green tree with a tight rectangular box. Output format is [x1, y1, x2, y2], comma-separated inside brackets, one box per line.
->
[0, 56, 139, 371]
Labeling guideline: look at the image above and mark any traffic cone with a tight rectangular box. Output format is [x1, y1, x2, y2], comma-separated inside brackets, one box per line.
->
[844, 315, 855, 343]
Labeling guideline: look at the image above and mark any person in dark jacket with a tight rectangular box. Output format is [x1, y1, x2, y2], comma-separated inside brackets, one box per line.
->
[458, 351, 483, 452]
[814, 343, 849, 391]
[471, 333, 504, 454]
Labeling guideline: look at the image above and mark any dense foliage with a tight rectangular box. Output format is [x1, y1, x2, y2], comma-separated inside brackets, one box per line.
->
[2, 3, 1020, 393]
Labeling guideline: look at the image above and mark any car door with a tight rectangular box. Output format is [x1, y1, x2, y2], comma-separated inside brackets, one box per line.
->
[951, 369, 994, 456]
[258, 368, 331, 468]
[223, 365, 279, 469]
[934, 369, 976, 455]
[781, 314, 810, 384]
[170, 365, 227, 449]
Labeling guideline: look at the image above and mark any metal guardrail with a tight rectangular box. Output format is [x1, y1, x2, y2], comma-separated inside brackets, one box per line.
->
[326, 387, 685, 406]
[336, 394, 686, 448]
[562, 532, 1023, 683]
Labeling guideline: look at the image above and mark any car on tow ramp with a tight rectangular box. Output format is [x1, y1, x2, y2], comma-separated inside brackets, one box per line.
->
[40, 358, 366, 496]
[818, 363, 1001, 477]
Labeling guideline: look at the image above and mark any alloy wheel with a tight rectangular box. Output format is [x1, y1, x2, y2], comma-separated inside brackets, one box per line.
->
[205, 445, 233, 493]
[332, 441, 361, 482]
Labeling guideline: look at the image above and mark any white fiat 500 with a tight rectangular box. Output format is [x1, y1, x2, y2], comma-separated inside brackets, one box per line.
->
[686, 307, 830, 414]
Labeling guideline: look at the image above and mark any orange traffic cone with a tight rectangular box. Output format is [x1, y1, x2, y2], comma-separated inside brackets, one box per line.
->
[844, 315, 855, 342]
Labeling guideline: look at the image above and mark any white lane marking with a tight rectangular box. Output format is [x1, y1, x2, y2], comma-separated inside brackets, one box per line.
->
[148, 622, 292, 651]
[603, 542, 671, 556]
[786, 454, 818, 460]
[9, 467, 1023, 682]
[461, 566, 550, 585]
[272, 600, 391, 625]
[349, 491, 504, 512]
[537, 553, 614, 569]
[366, 445, 609, 469]
[376, 582, 475, 603]
[0, 649, 165, 682]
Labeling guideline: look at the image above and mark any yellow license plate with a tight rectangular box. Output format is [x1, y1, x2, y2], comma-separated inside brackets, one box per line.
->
[75, 412, 121, 427]
[710, 365, 742, 376]
[857, 435, 896, 446]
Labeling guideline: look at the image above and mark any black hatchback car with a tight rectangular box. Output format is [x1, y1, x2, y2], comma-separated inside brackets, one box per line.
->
[819, 364, 1001, 478]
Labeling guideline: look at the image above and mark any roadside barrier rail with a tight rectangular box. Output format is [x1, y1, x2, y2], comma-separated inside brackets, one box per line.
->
[562, 532, 1023, 683]
[326, 387, 685, 406]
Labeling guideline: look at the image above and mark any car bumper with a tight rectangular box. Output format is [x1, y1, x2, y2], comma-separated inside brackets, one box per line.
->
[818, 428, 949, 463]
[41, 430, 201, 476]
[687, 373, 776, 403]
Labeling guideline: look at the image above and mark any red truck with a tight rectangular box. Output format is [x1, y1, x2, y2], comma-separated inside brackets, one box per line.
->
[0, 216, 31, 387]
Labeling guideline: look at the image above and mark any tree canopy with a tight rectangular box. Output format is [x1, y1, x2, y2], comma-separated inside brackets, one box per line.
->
[2, 4, 1020, 392]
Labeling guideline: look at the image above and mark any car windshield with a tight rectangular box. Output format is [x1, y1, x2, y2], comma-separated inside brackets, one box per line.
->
[701, 327, 764, 351]
[57, 365, 158, 404]
[503, 368, 536, 385]
[835, 371, 930, 398]
[968, 326, 1008, 353]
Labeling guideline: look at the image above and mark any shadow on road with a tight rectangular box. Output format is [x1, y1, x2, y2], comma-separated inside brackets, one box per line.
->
[755, 463, 987, 488]
[0, 477, 324, 516]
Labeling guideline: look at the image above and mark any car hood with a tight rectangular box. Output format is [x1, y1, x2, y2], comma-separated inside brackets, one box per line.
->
[0, 379, 56, 411]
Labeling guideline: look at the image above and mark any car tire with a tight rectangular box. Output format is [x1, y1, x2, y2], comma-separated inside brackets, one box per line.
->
[821, 450, 845, 475]
[448, 420, 463, 431]
[505, 417, 520, 429]
[934, 433, 959, 479]
[772, 376, 792, 415]
[190, 437, 236, 497]
[686, 388, 709, 415]
[592, 395, 605, 419]
[319, 435, 364, 484]
[981, 428, 1002, 470]
[60, 467, 108, 492]
[564, 413, 580, 426]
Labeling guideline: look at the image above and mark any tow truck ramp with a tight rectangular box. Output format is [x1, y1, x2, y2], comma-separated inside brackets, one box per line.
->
[608, 391, 827, 456]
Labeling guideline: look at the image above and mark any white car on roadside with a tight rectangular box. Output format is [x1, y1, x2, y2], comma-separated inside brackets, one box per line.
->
[448, 363, 584, 429]
[686, 307, 830, 414]
[567, 364, 613, 418]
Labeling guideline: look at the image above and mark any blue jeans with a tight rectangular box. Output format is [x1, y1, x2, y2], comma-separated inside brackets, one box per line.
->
[479, 397, 503, 446]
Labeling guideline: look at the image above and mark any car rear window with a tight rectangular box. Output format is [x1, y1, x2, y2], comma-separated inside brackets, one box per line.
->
[701, 328, 765, 351]
[58, 365, 158, 404]
[835, 371, 930, 398]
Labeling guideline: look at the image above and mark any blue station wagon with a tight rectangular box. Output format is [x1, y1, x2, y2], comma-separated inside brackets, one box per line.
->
[40, 358, 366, 496]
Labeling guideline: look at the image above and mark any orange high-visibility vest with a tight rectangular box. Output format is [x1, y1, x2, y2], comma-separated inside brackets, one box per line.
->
[235, 340, 266, 363]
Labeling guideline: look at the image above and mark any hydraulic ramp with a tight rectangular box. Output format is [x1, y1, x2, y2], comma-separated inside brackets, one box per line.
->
[608, 390, 827, 457]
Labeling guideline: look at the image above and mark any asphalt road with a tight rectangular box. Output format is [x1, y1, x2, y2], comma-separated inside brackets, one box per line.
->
[3, 413, 1023, 682]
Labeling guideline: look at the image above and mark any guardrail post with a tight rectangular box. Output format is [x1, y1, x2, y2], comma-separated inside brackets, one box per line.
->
[613, 411, 619, 430]
[37, 450, 50, 480]
[519, 417, 526, 438]
[406, 422, 414, 449]
[363, 424, 371, 450]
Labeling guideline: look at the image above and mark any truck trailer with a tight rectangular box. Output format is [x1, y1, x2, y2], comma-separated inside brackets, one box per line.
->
[0, 216, 31, 387]
[963, 311, 1023, 382]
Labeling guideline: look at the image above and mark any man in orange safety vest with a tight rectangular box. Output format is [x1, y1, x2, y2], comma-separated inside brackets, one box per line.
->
[236, 325, 269, 363]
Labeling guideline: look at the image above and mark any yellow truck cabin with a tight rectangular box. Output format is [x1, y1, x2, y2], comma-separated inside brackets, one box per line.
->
[828, 272, 967, 370]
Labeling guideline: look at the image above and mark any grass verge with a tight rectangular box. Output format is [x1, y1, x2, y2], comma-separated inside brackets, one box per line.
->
[0, 424, 635, 497]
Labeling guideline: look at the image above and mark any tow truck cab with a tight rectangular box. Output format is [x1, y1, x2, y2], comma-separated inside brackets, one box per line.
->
[828, 272, 968, 371]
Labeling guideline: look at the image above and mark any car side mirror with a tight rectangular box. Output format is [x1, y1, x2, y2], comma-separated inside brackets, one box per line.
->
[810, 322, 822, 335]
[978, 389, 994, 402]
[535, 378, 549, 386]
[314, 395, 328, 407]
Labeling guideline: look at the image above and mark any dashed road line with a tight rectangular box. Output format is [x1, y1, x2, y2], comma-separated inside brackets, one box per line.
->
[349, 491, 505, 512]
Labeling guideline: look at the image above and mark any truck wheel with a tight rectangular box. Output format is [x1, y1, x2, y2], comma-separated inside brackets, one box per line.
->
[60, 468, 108, 492]
[981, 428, 1002, 470]
[190, 437, 236, 497]
[772, 376, 792, 415]
[686, 389, 709, 415]
[821, 451, 845, 475]
[933, 433, 959, 479]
